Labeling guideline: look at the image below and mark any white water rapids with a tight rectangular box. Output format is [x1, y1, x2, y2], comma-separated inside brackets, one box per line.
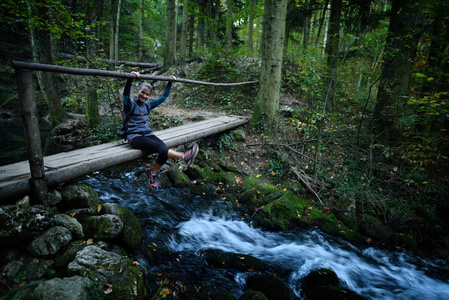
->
[83, 169, 449, 300]
[169, 214, 449, 300]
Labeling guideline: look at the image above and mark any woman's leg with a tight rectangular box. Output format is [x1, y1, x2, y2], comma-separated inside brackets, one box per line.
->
[130, 135, 171, 173]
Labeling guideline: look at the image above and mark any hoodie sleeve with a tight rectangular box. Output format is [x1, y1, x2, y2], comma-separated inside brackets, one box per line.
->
[123, 78, 134, 113]
[148, 81, 173, 110]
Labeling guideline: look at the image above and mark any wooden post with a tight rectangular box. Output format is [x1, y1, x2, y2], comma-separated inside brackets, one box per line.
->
[15, 69, 48, 205]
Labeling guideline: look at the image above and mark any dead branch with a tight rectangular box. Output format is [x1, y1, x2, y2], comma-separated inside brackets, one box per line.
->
[291, 166, 324, 205]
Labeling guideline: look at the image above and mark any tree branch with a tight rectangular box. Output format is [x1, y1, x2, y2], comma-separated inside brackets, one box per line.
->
[11, 61, 259, 87]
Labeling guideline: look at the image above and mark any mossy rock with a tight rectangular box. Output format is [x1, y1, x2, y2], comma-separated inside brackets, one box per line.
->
[167, 167, 192, 187]
[245, 274, 291, 300]
[100, 203, 143, 249]
[238, 189, 258, 205]
[157, 171, 173, 188]
[54, 240, 87, 268]
[301, 268, 364, 300]
[60, 184, 100, 210]
[253, 194, 293, 231]
[185, 164, 208, 181]
[358, 214, 394, 244]
[191, 183, 220, 198]
[201, 249, 272, 272]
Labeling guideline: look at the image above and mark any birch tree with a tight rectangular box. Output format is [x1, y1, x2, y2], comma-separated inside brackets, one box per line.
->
[250, 0, 289, 133]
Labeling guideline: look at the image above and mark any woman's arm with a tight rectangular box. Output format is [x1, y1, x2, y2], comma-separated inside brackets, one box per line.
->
[123, 72, 139, 112]
[148, 76, 176, 110]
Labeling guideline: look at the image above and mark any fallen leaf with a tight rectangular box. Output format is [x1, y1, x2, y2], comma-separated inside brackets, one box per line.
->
[97, 204, 102, 213]
[86, 238, 94, 245]
[103, 283, 113, 294]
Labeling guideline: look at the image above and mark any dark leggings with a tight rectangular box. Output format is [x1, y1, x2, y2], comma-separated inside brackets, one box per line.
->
[129, 135, 169, 165]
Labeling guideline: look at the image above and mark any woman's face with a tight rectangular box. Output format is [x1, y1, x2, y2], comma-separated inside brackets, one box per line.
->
[137, 87, 151, 102]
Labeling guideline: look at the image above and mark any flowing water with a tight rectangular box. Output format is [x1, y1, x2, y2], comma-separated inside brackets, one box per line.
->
[81, 165, 449, 300]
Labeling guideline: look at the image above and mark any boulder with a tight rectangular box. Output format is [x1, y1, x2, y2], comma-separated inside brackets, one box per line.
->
[61, 184, 100, 210]
[245, 274, 291, 300]
[50, 213, 84, 239]
[83, 214, 123, 240]
[27, 226, 73, 257]
[68, 245, 144, 300]
[18, 276, 99, 300]
[201, 249, 272, 272]
[0, 204, 49, 243]
[100, 203, 143, 249]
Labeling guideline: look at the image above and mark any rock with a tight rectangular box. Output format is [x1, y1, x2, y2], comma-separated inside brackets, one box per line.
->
[233, 129, 246, 142]
[27, 226, 73, 257]
[54, 240, 87, 268]
[240, 290, 268, 300]
[245, 274, 291, 300]
[201, 249, 272, 272]
[300, 268, 364, 300]
[61, 184, 100, 210]
[0, 204, 50, 243]
[100, 203, 143, 249]
[83, 214, 123, 240]
[167, 167, 192, 187]
[65, 207, 97, 224]
[19, 276, 99, 300]
[48, 189, 63, 206]
[253, 195, 293, 231]
[68, 245, 144, 300]
[50, 213, 84, 239]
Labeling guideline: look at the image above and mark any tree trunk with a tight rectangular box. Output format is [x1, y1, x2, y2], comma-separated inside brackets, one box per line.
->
[114, 0, 122, 62]
[188, 13, 195, 56]
[247, 0, 257, 52]
[372, 0, 421, 140]
[164, 0, 177, 67]
[85, 0, 103, 127]
[197, 10, 205, 49]
[324, 0, 342, 109]
[315, 0, 329, 47]
[31, 4, 66, 125]
[109, 0, 117, 60]
[180, 0, 189, 62]
[139, 0, 144, 61]
[250, 0, 289, 133]
[226, 0, 233, 52]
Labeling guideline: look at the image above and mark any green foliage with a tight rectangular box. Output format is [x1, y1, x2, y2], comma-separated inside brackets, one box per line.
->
[217, 131, 236, 151]
[88, 116, 122, 144]
[267, 151, 288, 181]
[178, 58, 259, 114]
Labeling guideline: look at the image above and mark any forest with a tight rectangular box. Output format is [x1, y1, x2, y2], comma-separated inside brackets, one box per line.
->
[1, 0, 449, 268]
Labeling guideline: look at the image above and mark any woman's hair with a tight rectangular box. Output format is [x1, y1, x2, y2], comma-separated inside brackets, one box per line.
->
[139, 83, 153, 91]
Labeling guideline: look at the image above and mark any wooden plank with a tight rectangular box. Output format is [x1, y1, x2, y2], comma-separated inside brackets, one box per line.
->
[0, 115, 249, 200]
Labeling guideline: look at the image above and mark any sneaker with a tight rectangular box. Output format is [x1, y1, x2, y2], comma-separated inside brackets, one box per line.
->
[183, 144, 199, 167]
[147, 168, 158, 188]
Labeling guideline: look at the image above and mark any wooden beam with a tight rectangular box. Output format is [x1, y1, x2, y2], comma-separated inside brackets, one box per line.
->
[15, 69, 48, 205]
[0, 116, 249, 201]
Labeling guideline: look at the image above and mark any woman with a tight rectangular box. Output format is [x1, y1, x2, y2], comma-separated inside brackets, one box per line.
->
[123, 71, 198, 187]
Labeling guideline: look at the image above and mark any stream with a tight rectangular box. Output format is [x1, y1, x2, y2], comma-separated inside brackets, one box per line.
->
[80, 165, 449, 300]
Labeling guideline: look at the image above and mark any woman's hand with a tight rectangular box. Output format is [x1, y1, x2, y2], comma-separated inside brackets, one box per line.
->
[169, 75, 176, 81]
[131, 71, 140, 78]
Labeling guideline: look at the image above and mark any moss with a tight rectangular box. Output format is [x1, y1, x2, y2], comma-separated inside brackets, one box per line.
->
[167, 167, 192, 187]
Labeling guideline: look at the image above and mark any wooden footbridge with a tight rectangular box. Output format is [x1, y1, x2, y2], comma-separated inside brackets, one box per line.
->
[0, 115, 249, 200]
[3, 61, 256, 203]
